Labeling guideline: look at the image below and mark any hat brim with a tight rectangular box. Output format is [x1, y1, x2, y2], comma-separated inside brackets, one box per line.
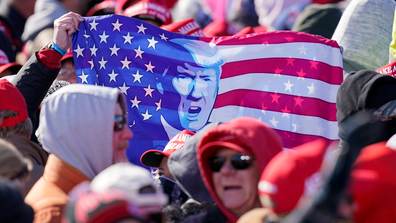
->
[86, 0, 116, 17]
[140, 150, 170, 168]
[0, 62, 22, 76]
[200, 141, 251, 158]
[61, 53, 73, 63]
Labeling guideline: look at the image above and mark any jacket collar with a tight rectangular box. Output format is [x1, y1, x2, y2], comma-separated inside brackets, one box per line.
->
[43, 154, 90, 193]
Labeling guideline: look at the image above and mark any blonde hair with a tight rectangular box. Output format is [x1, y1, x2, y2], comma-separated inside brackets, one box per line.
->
[0, 138, 32, 180]
[0, 110, 32, 138]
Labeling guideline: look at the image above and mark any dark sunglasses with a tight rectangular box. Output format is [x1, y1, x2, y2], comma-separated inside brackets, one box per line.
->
[207, 154, 254, 172]
[114, 114, 127, 131]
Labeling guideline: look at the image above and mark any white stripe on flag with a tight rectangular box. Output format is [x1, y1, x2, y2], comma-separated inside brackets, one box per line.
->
[209, 106, 339, 140]
[218, 73, 340, 103]
[217, 42, 343, 67]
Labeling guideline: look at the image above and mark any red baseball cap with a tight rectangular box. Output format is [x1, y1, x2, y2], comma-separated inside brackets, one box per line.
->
[123, 0, 172, 25]
[0, 49, 22, 75]
[115, 0, 135, 14]
[203, 19, 232, 37]
[234, 26, 255, 36]
[161, 18, 205, 37]
[0, 79, 28, 127]
[67, 189, 152, 223]
[348, 141, 396, 223]
[140, 129, 195, 168]
[115, 0, 166, 14]
[198, 134, 253, 158]
[234, 26, 268, 36]
[61, 48, 73, 63]
[377, 60, 396, 78]
[313, 0, 343, 3]
[258, 139, 329, 214]
[86, 0, 116, 17]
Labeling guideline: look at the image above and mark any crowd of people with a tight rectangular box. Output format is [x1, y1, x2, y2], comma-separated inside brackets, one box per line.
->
[1, 0, 396, 222]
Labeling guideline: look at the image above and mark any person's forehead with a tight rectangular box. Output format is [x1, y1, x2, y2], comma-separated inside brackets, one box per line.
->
[212, 147, 242, 156]
[182, 66, 218, 78]
[61, 59, 74, 68]
[200, 68, 217, 76]
[159, 156, 168, 168]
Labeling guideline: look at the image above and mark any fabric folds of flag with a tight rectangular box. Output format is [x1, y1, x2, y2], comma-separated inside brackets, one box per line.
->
[72, 14, 343, 166]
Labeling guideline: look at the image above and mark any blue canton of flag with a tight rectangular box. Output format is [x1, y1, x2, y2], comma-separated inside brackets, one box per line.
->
[72, 15, 201, 166]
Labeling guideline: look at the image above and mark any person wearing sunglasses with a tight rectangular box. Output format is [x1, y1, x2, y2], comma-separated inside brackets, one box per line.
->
[24, 81, 133, 223]
[192, 117, 283, 223]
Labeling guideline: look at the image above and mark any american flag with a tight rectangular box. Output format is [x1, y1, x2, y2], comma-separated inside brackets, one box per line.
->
[72, 15, 343, 166]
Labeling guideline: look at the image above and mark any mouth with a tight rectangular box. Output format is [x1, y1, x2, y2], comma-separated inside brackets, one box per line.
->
[224, 186, 241, 191]
[118, 141, 129, 150]
[187, 106, 201, 117]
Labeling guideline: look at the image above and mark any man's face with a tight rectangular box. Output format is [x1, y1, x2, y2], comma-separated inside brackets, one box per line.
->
[211, 148, 261, 217]
[172, 63, 219, 131]
[158, 157, 175, 181]
[58, 59, 78, 84]
[113, 103, 133, 163]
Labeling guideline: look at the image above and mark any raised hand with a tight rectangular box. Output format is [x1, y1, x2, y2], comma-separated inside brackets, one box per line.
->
[53, 12, 84, 52]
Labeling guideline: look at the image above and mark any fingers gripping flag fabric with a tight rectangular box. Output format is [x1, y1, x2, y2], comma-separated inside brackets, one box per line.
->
[72, 15, 343, 166]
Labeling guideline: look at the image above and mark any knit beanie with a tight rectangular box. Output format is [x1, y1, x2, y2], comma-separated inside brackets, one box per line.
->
[336, 69, 396, 141]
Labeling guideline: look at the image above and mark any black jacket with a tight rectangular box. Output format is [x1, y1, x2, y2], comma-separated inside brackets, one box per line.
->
[11, 53, 59, 144]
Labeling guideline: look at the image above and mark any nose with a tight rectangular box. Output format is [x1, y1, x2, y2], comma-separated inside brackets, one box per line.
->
[123, 125, 133, 140]
[219, 159, 236, 175]
[186, 84, 202, 102]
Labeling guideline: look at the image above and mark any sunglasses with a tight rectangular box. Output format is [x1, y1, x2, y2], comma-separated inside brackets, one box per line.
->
[114, 114, 127, 131]
[207, 154, 254, 172]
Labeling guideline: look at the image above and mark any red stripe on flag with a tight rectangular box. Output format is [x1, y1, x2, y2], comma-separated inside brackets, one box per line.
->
[214, 90, 337, 121]
[221, 58, 343, 85]
[200, 31, 341, 48]
[274, 129, 339, 149]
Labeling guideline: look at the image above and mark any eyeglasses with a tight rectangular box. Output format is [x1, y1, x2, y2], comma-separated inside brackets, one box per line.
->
[114, 114, 127, 131]
[207, 154, 254, 172]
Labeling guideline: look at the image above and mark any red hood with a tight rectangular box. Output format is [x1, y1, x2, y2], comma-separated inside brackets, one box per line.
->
[197, 117, 283, 222]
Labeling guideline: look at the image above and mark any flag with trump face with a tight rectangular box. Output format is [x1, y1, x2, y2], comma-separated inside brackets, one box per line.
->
[72, 14, 343, 166]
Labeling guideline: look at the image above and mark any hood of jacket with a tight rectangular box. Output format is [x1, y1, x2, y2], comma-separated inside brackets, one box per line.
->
[36, 84, 123, 180]
[4, 135, 48, 166]
[196, 117, 283, 223]
[168, 122, 221, 205]
[336, 69, 396, 124]
[331, 0, 396, 72]
[21, 0, 68, 42]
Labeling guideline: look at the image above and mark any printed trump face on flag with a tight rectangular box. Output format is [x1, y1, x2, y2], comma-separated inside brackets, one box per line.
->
[72, 14, 343, 167]
[171, 63, 219, 130]
[164, 38, 224, 132]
